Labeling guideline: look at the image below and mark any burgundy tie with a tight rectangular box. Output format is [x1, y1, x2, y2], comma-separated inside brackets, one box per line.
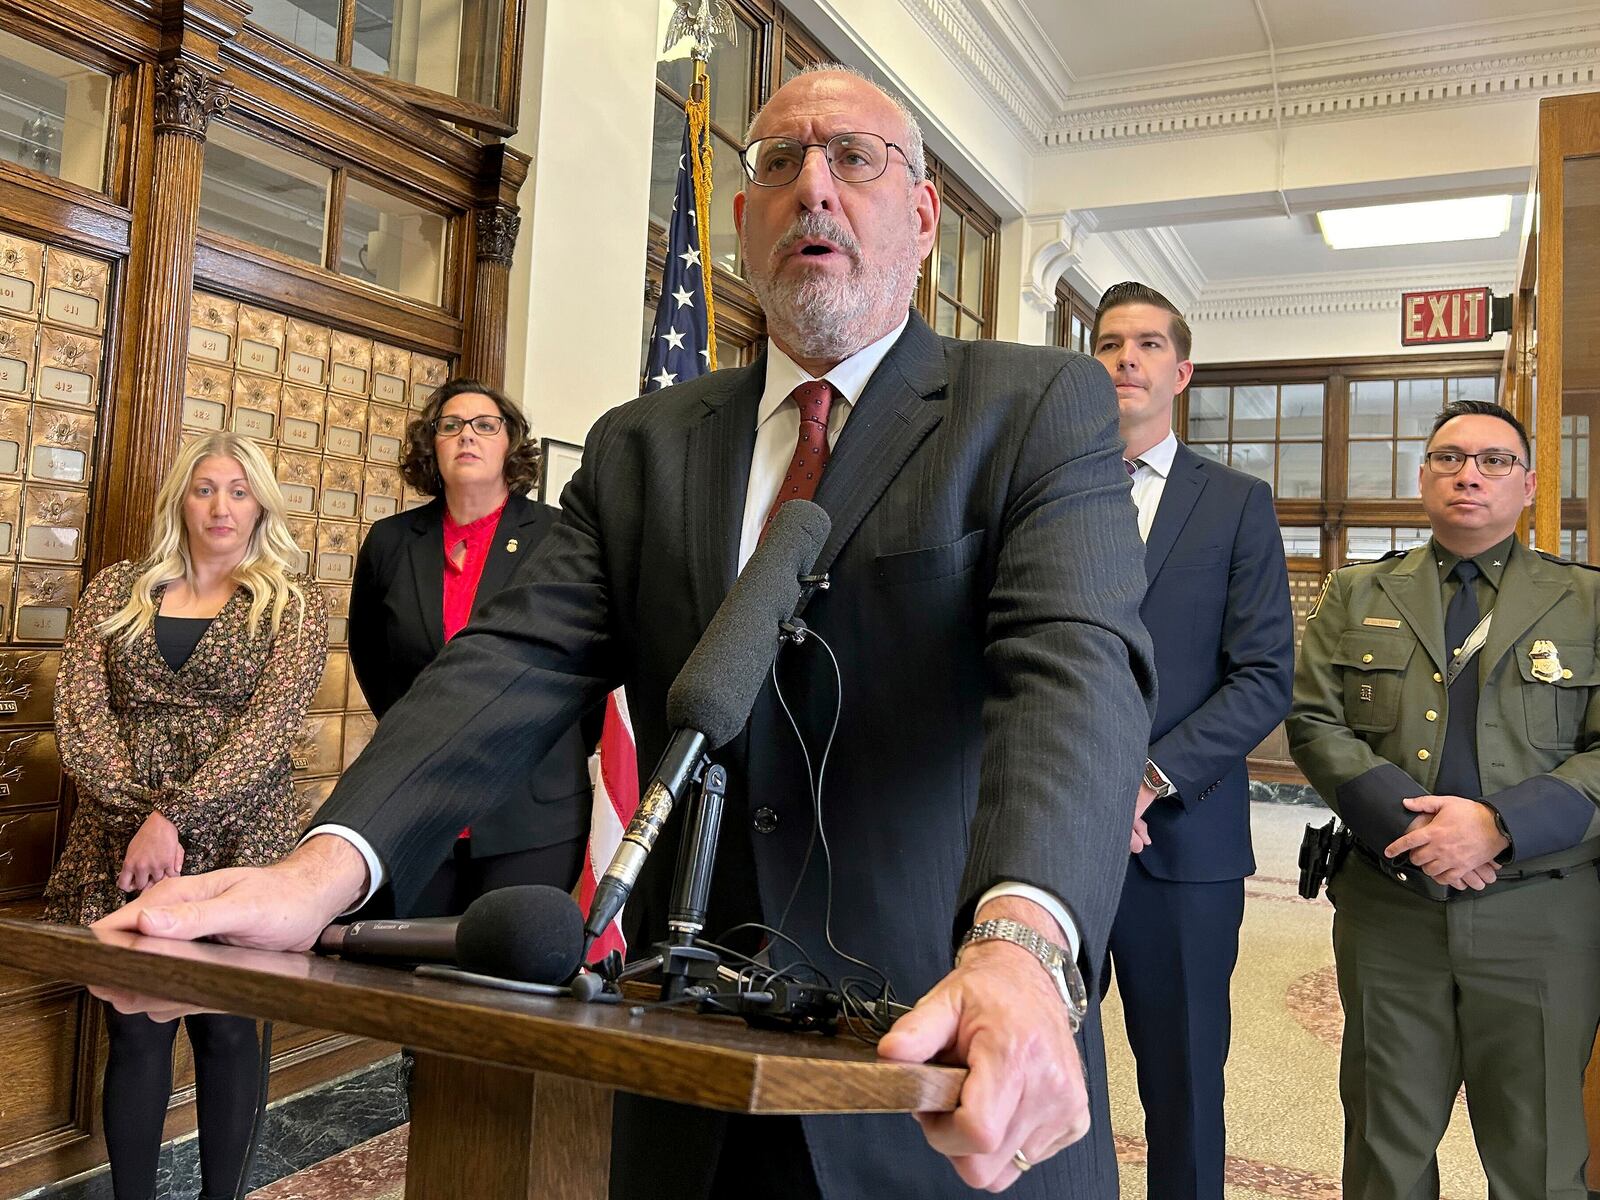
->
[763, 380, 835, 533]
[1124, 459, 1138, 476]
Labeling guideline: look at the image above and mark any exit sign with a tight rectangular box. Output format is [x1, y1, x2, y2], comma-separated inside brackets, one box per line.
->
[1401, 287, 1492, 345]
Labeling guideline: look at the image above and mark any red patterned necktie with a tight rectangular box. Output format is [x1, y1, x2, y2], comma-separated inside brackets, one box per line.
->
[763, 379, 835, 533]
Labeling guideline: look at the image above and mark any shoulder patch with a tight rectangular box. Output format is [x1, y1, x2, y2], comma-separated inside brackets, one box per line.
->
[1338, 548, 1409, 568]
[1536, 549, 1600, 572]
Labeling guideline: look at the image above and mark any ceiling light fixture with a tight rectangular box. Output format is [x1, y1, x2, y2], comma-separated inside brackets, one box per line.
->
[1317, 195, 1513, 250]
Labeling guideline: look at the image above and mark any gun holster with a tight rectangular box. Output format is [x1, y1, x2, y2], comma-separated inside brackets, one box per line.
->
[1298, 817, 1353, 900]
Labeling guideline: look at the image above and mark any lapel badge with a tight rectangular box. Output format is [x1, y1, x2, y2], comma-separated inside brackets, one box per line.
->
[1529, 639, 1563, 684]
[506, 538, 519, 553]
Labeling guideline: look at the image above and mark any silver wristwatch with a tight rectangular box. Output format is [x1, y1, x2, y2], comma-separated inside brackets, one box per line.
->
[958, 917, 1087, 1032]
[1143, 759, 1174, 800]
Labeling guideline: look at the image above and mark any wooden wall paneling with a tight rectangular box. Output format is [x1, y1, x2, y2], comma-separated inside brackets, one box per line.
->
[462, 147, 528, 387]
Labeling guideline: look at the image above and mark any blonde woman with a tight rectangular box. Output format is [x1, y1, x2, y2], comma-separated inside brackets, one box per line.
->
[44, 432, 327, 1200]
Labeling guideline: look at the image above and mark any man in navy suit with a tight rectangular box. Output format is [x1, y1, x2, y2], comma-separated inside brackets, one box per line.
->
[1093, 282, 1294, 1200]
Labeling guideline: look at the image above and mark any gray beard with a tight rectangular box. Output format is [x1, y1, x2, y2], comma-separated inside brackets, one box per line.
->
[747, 235, 920, 362]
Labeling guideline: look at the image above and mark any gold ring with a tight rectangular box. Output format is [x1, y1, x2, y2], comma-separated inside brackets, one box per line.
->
[1012, 1149, 1032, 1173]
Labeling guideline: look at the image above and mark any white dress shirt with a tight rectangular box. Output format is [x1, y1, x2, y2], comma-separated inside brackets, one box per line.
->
[1126, 429, 1178, 542]
[316, 314, 1082, 960]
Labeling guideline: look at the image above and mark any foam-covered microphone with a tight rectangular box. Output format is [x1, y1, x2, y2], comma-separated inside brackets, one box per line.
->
[582, 499, 832, 945]
[317, 884, 585, 985]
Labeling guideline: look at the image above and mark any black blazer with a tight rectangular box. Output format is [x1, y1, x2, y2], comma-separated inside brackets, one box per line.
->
[1135, 442, 1295, 882]
[315, 314, 1157, 1200]
[348, 493, 591, 856]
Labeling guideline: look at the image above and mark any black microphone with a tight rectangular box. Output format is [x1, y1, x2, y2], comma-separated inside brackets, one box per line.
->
[316, 884, 585, 985]
[582, 499, 832, 945]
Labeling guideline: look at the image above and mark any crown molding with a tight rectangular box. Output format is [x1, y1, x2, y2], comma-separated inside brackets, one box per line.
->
[1189, 261, 1516, 323]
[1098, 227, 1204, 311]
[892, 0, 1052, 140]
[1045, 38, 1600, 150]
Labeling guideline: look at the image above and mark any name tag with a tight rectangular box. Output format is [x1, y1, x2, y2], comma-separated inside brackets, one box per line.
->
[1362, 617, 1402, 628]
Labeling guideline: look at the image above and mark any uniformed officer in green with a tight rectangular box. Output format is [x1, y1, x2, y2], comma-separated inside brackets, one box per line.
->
[1289, 399, 1600, 1200]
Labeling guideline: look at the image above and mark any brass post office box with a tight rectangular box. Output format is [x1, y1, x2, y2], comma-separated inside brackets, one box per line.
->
[20, 488, 87, 565]
[275, 449, 321, 515]
[291, 715, 342, 778]
[36, 327, 101, 409]
[0, 236, 44, 318]
[319, 459, 362, 521]
[365, 403, 407, 466]
[13, 567, 77, 642]
[293, 776, 337, 824]
[315, 521, 359, 584]
[361, 464, 402, 523]
[0, 317, 38, 400]
[285, 318, 330, 388]
[323, 583, 350, 646]
[325, 395, 368, 459]
[25, 407, 94, 487]
[342, 712, 377, 770]
[182, 362, 232, 432]
[0, 405, 29, 479]
[330, 332, 373, 397]
[41, 248, 107, 332]
[286, 515, 317, 576]
[230, 374, 281, 443]
[235, 304, 287, 378]
[410, 353, 448, 410]
[280, 385, 326, 452]
[371, 344, 411, 406]
[309, 650, 348, 713]
[188, 292, 239, 365]
[0, 651, 58, 726]
[0, 731, 61, 810]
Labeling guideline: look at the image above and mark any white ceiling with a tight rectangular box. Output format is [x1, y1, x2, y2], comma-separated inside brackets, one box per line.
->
[1012, 0, 1595, 84]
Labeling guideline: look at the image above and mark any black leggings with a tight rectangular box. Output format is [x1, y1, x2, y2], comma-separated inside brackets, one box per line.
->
[101, 1004, 260, 1200]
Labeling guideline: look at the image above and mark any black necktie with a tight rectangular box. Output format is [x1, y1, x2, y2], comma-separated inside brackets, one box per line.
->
[1435, 560, 1482, 798]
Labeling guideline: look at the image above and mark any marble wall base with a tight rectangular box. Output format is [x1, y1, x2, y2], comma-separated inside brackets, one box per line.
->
[15, 1056, 407, 1200]
[1250, 779, 1323, 808]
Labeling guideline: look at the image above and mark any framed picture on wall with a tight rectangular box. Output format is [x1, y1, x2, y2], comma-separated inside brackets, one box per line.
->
[539, 437, 583, 507]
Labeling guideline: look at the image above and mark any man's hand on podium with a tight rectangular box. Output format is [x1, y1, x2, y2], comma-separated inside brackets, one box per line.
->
[91, 833, 371, 950]
[876, 895, 1087, 1192]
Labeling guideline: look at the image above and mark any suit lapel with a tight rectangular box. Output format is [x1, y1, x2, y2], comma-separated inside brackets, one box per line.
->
[685, 362, 762, 632]
[1374, 547, 1447, 674]
[471, 494, 539, 621]
[1143, 444, 1206, 583]
[405, 500, 447, 654]
[1480, 541, 1573, 678]
[809, 313, 946, 578]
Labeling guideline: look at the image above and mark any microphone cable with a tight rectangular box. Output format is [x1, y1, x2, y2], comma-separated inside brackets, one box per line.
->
[231, 1019, 273, 1200]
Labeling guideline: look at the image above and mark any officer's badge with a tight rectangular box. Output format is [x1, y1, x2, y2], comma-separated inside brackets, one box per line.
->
[1529, 639, 1563, 684]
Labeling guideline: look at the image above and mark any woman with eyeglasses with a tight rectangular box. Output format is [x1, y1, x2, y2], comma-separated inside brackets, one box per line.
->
[348, 378, 594, 917]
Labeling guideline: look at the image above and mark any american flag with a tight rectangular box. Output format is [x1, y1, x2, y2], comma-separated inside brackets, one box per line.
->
[578, 98, 717, 964]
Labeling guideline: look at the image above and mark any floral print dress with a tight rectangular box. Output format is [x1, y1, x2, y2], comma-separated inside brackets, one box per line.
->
[43, 561, 328, 925]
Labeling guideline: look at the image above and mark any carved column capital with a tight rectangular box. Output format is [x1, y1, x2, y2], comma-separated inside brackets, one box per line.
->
[153, 60, 230, 139]
[474, 205, 521, 267]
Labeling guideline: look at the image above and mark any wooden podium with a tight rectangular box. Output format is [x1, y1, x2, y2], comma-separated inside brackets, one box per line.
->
[0, 921, 963, 1199]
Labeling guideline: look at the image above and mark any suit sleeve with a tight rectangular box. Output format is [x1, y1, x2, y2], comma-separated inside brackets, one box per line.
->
[1148, 479, 1294, 807]
[957, 354, 1157, 975]
[1287, 569, 1424, 850]
[348, 523, 400, 719]
[310, 417, 622, 915]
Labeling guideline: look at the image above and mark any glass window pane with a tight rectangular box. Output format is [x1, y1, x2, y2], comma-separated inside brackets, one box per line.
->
[1396, 440, 1425, 498]
[0, 28, 111, 192]
[1190, 442, 1224, 464]
[1070, 315, 1085, 354]
[957, 311, 979, 341]
[1187, 387, 1229, 441]
[1347, 528, 1393, 560]
[1232, 385, 1275, 440]
[341, 178, 445, 305]
[249, 0, 339, 64]
[1447, 376, 1496, 403]
[937, 209, 959, 298]
[1278, 442, 1322, 499]
[648, 92, 682, 230]
[935, 297, 956, 337]
[200, 124, 330, 266]
[1350, 380, 1394, 436]
[708, 133, 744, 278]
[960, 224, 987, 307]
[1348, 440, 1393, 498]
[782, 53, 808, 87]
[1395, 527, 1431, 551]
[660, 13, 756, 136]
[1229, 442, 1274, 485]
[1280, 383, 1324, 439]
[342, 0, 508, 106]
[1397, 378, 1443, 437]
[1280, 527, 1320, 557]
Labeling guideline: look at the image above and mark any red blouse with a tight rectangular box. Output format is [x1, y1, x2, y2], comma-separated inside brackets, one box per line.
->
[441, 499, 508, 643]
